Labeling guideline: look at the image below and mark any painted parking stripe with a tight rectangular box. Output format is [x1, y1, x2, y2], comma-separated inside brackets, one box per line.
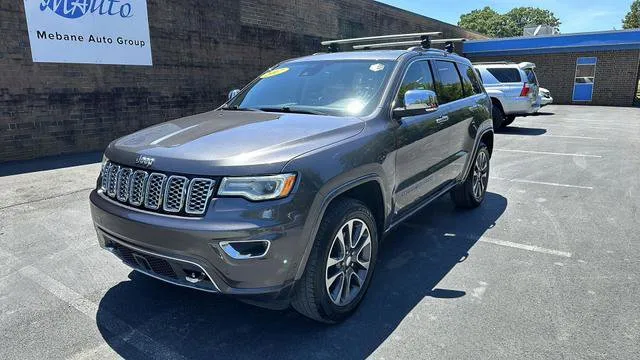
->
[513, 123, 635, 132]
[479, 236, 572, 258]
[501, 134, 609, 141]
[491, 176, 593, 190]
[494, 149, 602, 158]
[405, 228, 574, 258]
[542, 135, 609, 141]
[19, 266, 187, 360]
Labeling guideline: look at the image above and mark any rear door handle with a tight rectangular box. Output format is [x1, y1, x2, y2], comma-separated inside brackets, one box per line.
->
[436, 115, 449, 124]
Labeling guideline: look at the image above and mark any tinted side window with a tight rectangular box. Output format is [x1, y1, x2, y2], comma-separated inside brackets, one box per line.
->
[487, 68, 522, 83]
[396, 61, 434, 108]
[434, 60, 464, 104]
[457, 63, 483, 96]
[524, 69, 538, 84]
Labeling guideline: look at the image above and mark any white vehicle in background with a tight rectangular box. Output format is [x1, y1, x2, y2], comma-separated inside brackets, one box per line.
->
[539, 87, 553, 106]
[474, 61, 540, 128]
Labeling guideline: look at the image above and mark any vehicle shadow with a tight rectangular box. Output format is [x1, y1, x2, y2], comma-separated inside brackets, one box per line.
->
[96, 192, 507, 359]
[530, 111, 555, 116]
[0, 151, 102, 176]
[496, 126, 547, 136]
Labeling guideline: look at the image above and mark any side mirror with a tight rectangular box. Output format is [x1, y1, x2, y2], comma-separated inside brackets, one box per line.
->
[227, 89, 241, 101]
[393, 89, 438, 118]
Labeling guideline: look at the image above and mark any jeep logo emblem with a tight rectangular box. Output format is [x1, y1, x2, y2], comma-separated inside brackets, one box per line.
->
[135, 155, 154, 168]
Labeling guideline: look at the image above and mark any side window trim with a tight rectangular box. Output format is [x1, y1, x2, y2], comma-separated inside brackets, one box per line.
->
[454, 62, 472, 98]
[392, 58, 438, 109]
[456, 62, 483, 97]
[432, 60, 465, 105]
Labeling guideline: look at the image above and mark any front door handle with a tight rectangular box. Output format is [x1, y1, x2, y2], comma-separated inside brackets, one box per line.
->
[436, 115, 449, 124]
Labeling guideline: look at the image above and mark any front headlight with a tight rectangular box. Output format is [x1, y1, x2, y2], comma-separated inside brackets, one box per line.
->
[218, 173, 297, 201]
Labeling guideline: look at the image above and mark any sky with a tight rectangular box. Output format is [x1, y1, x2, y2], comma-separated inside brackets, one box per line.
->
[377, 0, 632, 34]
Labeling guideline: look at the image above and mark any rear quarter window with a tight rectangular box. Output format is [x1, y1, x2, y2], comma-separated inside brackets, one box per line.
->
[486, 68, 522, 83]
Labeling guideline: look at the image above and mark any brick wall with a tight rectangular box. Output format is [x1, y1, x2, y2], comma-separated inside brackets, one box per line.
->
[0, 0, 484, 162]
[468, 50, 640, 107]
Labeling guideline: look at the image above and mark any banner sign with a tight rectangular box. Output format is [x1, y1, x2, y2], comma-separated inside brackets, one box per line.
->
[23, 0, 152, 66]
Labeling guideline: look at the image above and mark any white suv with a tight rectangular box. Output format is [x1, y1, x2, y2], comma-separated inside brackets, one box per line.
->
[474, 62, 540, 128]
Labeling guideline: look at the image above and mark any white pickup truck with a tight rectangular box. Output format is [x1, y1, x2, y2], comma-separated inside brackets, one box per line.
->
[474, 62, 541, 128]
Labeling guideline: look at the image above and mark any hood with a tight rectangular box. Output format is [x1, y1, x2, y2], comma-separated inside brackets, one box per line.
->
[105, 110, 364, 175]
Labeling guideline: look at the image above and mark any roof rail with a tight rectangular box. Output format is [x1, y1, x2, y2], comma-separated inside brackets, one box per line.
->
[472, 61, 516, 65]
[353, 38, 467, 52]
[321, 32, 443, 52]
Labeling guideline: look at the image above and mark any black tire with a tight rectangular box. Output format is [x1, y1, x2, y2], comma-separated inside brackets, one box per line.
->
[291, 198, 378, 323]
[451, 143, 490, 209]
[491, 103, 505, 129]
[502, 115, 516, 127]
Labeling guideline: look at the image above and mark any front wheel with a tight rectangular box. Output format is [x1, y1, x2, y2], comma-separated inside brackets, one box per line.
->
[292, 198, 378, 323]
[451, 143, 490, 208]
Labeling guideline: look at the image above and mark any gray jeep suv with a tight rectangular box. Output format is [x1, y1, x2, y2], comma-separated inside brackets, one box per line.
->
[90, 37, 494, 323]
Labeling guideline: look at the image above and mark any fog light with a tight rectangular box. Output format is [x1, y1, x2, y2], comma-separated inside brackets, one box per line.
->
[219, 240, 270, 259]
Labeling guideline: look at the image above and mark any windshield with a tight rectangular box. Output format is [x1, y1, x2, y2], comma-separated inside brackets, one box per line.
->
[226, 60, 396, 117]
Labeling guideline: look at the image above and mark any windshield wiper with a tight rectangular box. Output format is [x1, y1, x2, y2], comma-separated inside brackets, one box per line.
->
[222, 106, 259, 111]
[257, 106, 327, 115]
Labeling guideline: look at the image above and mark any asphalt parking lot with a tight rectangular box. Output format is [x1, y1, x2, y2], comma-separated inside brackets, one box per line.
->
[1, 104, 639, 359]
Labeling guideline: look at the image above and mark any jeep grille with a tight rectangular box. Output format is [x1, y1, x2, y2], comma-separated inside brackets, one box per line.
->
[99, 161, 216, 216]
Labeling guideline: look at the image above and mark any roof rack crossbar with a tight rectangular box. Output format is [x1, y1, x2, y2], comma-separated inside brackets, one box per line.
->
[321, 32, 442, 46]
[352, 38, 467, 50]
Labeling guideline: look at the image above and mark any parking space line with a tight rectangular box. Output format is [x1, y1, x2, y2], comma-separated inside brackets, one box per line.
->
[542, 135, 608, 141]
[494, 149, 602, 158]
[67, 344, 113, 360]
[409, 229, 574, 258]
[20, 266, 98, 319]
[491, 176, 593, 190]
[480, 236, 573, 258]
[514, 123, 634, 132]
[19, 266, 187, 360]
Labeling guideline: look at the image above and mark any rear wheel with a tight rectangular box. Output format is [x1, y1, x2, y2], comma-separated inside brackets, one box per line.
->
[491, 103, 505, 129]
[292, 198, 378, 323]
[451, 143, 490, 209]
[502, 115, 516, 127]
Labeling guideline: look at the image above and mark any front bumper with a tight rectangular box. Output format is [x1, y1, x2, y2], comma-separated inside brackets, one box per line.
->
[90, 189, 310, 305]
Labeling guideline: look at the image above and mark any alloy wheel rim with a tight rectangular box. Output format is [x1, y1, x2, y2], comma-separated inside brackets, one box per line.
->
[472, 151, 489, 201]
[325, 218, 372, 306]
[472, 150, 489, 201]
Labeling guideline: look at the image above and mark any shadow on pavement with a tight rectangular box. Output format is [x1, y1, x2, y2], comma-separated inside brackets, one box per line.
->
[529, 111, 555, 116]
[97, 192, 507, 359]
[496, 126, 547, 136]
[0, 151, 102, 176]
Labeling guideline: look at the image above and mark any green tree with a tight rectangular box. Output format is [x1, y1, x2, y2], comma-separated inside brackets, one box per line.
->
[506, 7, 560, 32]
[623, 0, 640, 29]
[458, 6, 560, 37]
[458, 7, 516, 38]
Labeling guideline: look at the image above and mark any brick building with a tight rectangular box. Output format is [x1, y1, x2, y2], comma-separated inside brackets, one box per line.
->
[0, 0, 483, 162]
[463, 30, 640, 107]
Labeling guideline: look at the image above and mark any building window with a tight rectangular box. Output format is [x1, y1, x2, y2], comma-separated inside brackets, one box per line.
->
[573, 57, 597, 102]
